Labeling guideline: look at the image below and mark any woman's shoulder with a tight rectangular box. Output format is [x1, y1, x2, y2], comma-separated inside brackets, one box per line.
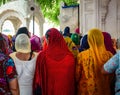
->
[105, 50, 114, 58]
[78, 49, 90, 57]
[9, 52, 16, 59]
[33, 52, 39, 56]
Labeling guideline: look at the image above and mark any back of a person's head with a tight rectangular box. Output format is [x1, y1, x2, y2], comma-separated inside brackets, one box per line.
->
[15, 34, 31, 53]
[75, 28, 80, 34]
[45, 28, 71, 61]
[30, 35, 42, 52]
[45, 28, 65, 45]
[0, 33, 7, 54]
[102, 32, 116, 55]
[87, 28, 112, 63]
[2, 34, 13, 54]
[16, 27, 30, 38]
[63, 26, 70, 37]
[79, 34, 89, 52]
[64, 26, 70, 33]
[71, 33, 79, 45]
[88, 28, 104, 47]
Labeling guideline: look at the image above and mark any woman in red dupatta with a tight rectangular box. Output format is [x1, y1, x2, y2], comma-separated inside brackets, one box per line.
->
[33, 28, 75, 95]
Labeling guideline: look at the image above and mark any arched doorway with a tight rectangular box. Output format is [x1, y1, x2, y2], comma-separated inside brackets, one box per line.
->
[2, 20, 15, 36]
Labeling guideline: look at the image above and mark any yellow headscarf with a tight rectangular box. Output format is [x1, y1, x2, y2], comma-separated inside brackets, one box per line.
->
[88, 28, 112, 64]
[76, 28, 113, 95]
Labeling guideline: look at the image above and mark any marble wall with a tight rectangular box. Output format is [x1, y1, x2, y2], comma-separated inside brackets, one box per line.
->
[80, 0, 120, 38]
[59, 2, 80, 33]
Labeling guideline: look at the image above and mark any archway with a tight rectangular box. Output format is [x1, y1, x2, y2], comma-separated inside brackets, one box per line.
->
[2, 20, 15, 36]
[0, 0, 44, 37]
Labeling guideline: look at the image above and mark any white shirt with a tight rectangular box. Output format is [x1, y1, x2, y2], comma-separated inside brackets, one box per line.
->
[10, 52, 38, 95]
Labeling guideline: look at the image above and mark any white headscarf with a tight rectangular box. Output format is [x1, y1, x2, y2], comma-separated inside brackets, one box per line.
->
[15, 34, 31, 53]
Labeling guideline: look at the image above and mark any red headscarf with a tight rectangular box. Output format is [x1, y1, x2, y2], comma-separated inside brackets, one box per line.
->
[75, 27, 80, 34]
[46, 28, 72, 61]
[33, 28, 75, 95]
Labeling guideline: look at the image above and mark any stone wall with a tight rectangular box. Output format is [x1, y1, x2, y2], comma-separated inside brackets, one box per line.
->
[80, 0, 120, 38]
[59, 2, 80, 34]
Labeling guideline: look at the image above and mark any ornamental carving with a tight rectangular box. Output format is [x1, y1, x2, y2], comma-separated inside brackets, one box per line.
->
[101, 0, 111, 22]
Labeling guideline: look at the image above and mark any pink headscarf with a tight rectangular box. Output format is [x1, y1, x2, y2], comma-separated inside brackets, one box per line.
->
[2, 34, 13, 54]
[30, 35, 43, 52]
[75, 28, 80, 34]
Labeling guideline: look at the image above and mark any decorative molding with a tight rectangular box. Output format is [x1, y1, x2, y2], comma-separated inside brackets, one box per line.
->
[101, 0, 111, 23]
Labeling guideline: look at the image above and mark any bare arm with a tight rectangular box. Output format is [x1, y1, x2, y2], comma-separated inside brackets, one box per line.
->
[9, 78, 20, 95]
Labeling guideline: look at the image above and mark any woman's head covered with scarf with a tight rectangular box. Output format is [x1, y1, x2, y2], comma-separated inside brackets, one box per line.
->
[88, 28, 112, 63]
[30, 35, 43, 52]
[45, 28, 72, 61]
[0, 33, 8, 54]
[102, 32, 116, 55]
[75, 27, 80, 34]
[63, 26, 71, 37]
[79, 34, 89, 52]
[15, 34, 31, 53]
[71, 33, 80, 46]
[16, 27, 30, 38]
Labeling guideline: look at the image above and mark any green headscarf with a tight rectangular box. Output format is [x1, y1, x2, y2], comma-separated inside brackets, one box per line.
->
[71, 33, 79, 45]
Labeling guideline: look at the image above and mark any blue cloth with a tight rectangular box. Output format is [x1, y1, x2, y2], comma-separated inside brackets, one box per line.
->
[79, 34, 89, 52]
[104, 51, 120, 95]
[63, 26, 71, 37]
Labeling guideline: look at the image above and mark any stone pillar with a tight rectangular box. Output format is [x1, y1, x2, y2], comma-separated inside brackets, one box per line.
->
[24, 17, 30, 29]
[117, 0, 120, 38]
[39, 23, 43, 37]
[80, 0, 98, 34]
[101, 0, 111, 31]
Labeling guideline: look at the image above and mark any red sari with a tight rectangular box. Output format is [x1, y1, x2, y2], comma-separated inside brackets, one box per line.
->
[33, 28, 75, 95]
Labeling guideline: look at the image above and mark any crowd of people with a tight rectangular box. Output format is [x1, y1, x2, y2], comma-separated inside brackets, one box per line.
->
[0, 26, 120, 95]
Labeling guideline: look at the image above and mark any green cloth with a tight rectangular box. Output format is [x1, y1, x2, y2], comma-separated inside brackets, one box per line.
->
[71, 33, 79, 45]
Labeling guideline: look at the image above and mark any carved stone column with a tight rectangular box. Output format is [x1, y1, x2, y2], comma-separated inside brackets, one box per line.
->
[80, 0, 97, 34]
[101, 0, 111, 30]
[117, 0, 120, 38]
